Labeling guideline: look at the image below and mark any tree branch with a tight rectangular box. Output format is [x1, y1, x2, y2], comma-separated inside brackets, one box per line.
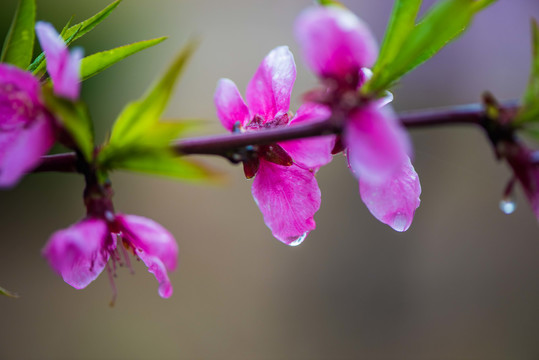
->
[34, 100, 520, 173]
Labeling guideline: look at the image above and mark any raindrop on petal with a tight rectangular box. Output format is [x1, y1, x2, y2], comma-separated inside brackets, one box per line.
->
[390, 213, 409, 232]
[288, 232, 308, 247]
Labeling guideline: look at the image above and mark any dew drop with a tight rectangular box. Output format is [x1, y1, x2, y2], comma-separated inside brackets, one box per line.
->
[288, 232, 308, 247]
[391, 214, 409, 232]
[499, 198, 516, 214]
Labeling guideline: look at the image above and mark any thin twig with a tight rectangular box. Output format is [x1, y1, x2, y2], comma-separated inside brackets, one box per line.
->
[33, 101, 520, 174]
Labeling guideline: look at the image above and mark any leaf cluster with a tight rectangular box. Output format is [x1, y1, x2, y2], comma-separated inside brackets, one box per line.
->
[1, 0, 213, 183]
[363, 0, 497, 95]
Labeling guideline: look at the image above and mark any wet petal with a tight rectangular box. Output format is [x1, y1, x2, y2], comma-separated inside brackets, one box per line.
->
[135, 250, 174, 298]
[214, 78, 250, 131]
[279, 103, 335, 170]
[346, 105, 411, 184]
[35, 22, 82, 100]
[294, 6, 378, 81]
[42, 218, 110, 289]
[359, 157, 421, 231]
[0, 114, 55, 187]
[246, 46, 296, 121]
[505, 143, 539, 219]
[117, 214, 178, 271]
[251, 160, 321, 245]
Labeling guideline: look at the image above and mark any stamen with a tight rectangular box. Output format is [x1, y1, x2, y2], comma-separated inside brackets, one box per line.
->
[106, 262, 117, 307]
[119, 237, 135, 275]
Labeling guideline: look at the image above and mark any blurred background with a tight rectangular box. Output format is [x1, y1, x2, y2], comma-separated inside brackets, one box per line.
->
[1, 0, 539, 359]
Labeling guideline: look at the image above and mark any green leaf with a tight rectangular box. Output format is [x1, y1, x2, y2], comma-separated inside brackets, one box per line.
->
[1, 0, 36, 68]
[99, 121, 196, 165]
[27, 0, 121, 74]
[42, 86, 94, 161]
[62, 0, 122, 45]
[108, 40, 197, 147]
[524, 19, 539, 109]
[373, 0, 422, 76]
[101, 147, 217, 182]
[516, 19, 539, 126]
[80, 37, 167, 80]
[317, 0, 346, 7]
[365, 0, 496, 94]
[0, 286, 18, 298]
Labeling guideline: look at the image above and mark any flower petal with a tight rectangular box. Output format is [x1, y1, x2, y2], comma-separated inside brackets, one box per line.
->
[251, 160, 321, 245]
[0, 113, 55, 187]
[246, 46, 296, 121]
[134, 250, 173, 298]
[505, 143, 539, 219]
[359, 157, 421, 232]
[346, 105, 411, 184]
[214, 78, 250, 131]
[294, 6, 378, 81]
[42, 218, 110, 289]
[117, 214, 178, 271]
[279, 103, 335, 170]
[35, 22, 82, 100]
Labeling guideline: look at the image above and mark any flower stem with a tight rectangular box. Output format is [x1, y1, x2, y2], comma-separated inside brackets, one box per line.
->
[34, 100, 520, 173]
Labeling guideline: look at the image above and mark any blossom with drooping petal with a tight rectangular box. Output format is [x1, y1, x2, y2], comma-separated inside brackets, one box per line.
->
[0, 22, 82, 187]
[295, 5, 421, 231]
[43, 213, 179, 299]
[214, 46, 335, 245]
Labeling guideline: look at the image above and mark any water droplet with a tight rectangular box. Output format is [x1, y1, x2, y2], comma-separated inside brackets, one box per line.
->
[288, 232, 308, 247]
[499, 198, 516, 214]
[391, 214, 409, 232]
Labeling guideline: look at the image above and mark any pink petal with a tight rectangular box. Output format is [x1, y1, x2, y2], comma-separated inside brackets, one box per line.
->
[505, 143, 539, 219]
[135, 250, 173, 298]
[251, 160, 321, 245]
[246, 46, 296, 121]
[35, 22, 82, 100]
[0, 113, 55, 187]
[345, 105, 411, 184]
[359, 157, 421, 232]
[294, 6, 378, 81]
[42, 218, 110, 289]
[117, 214, 178, 271]
[214, 78, 250, 131]
[279, 103, 335, 170]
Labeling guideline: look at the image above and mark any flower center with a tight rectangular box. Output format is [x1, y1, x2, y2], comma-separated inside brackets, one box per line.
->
[0, 82, 42, 131]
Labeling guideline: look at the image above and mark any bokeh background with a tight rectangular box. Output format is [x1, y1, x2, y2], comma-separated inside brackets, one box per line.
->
[1, 0, 539, 359]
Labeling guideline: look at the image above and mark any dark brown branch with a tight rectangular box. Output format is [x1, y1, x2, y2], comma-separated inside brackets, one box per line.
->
[34, 101, 520, 174]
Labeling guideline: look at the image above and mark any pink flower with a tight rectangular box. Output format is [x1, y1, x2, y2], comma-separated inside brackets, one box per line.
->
[0, 22, 82, 187]
[214, 46, 334, 245]
[295, 5, 421, 231]
[43, 213, 179, 299]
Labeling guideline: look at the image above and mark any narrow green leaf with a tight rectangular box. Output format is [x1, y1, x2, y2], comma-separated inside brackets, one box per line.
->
[373, 0, 422, 75]
[365, 0, 496, 94]
[99, 121, 196, 165]
[42, 87, 94, 161]
[317, 0, 345, 7]
[524, 19, 539, 108]
[109, 40, 197, 146]
[62, 0, 122, 45]
[80, 37, 167, 80]
[0, 286, 18, 298]
[112, 150, 218, 182]
[1, 0, 36, 68]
